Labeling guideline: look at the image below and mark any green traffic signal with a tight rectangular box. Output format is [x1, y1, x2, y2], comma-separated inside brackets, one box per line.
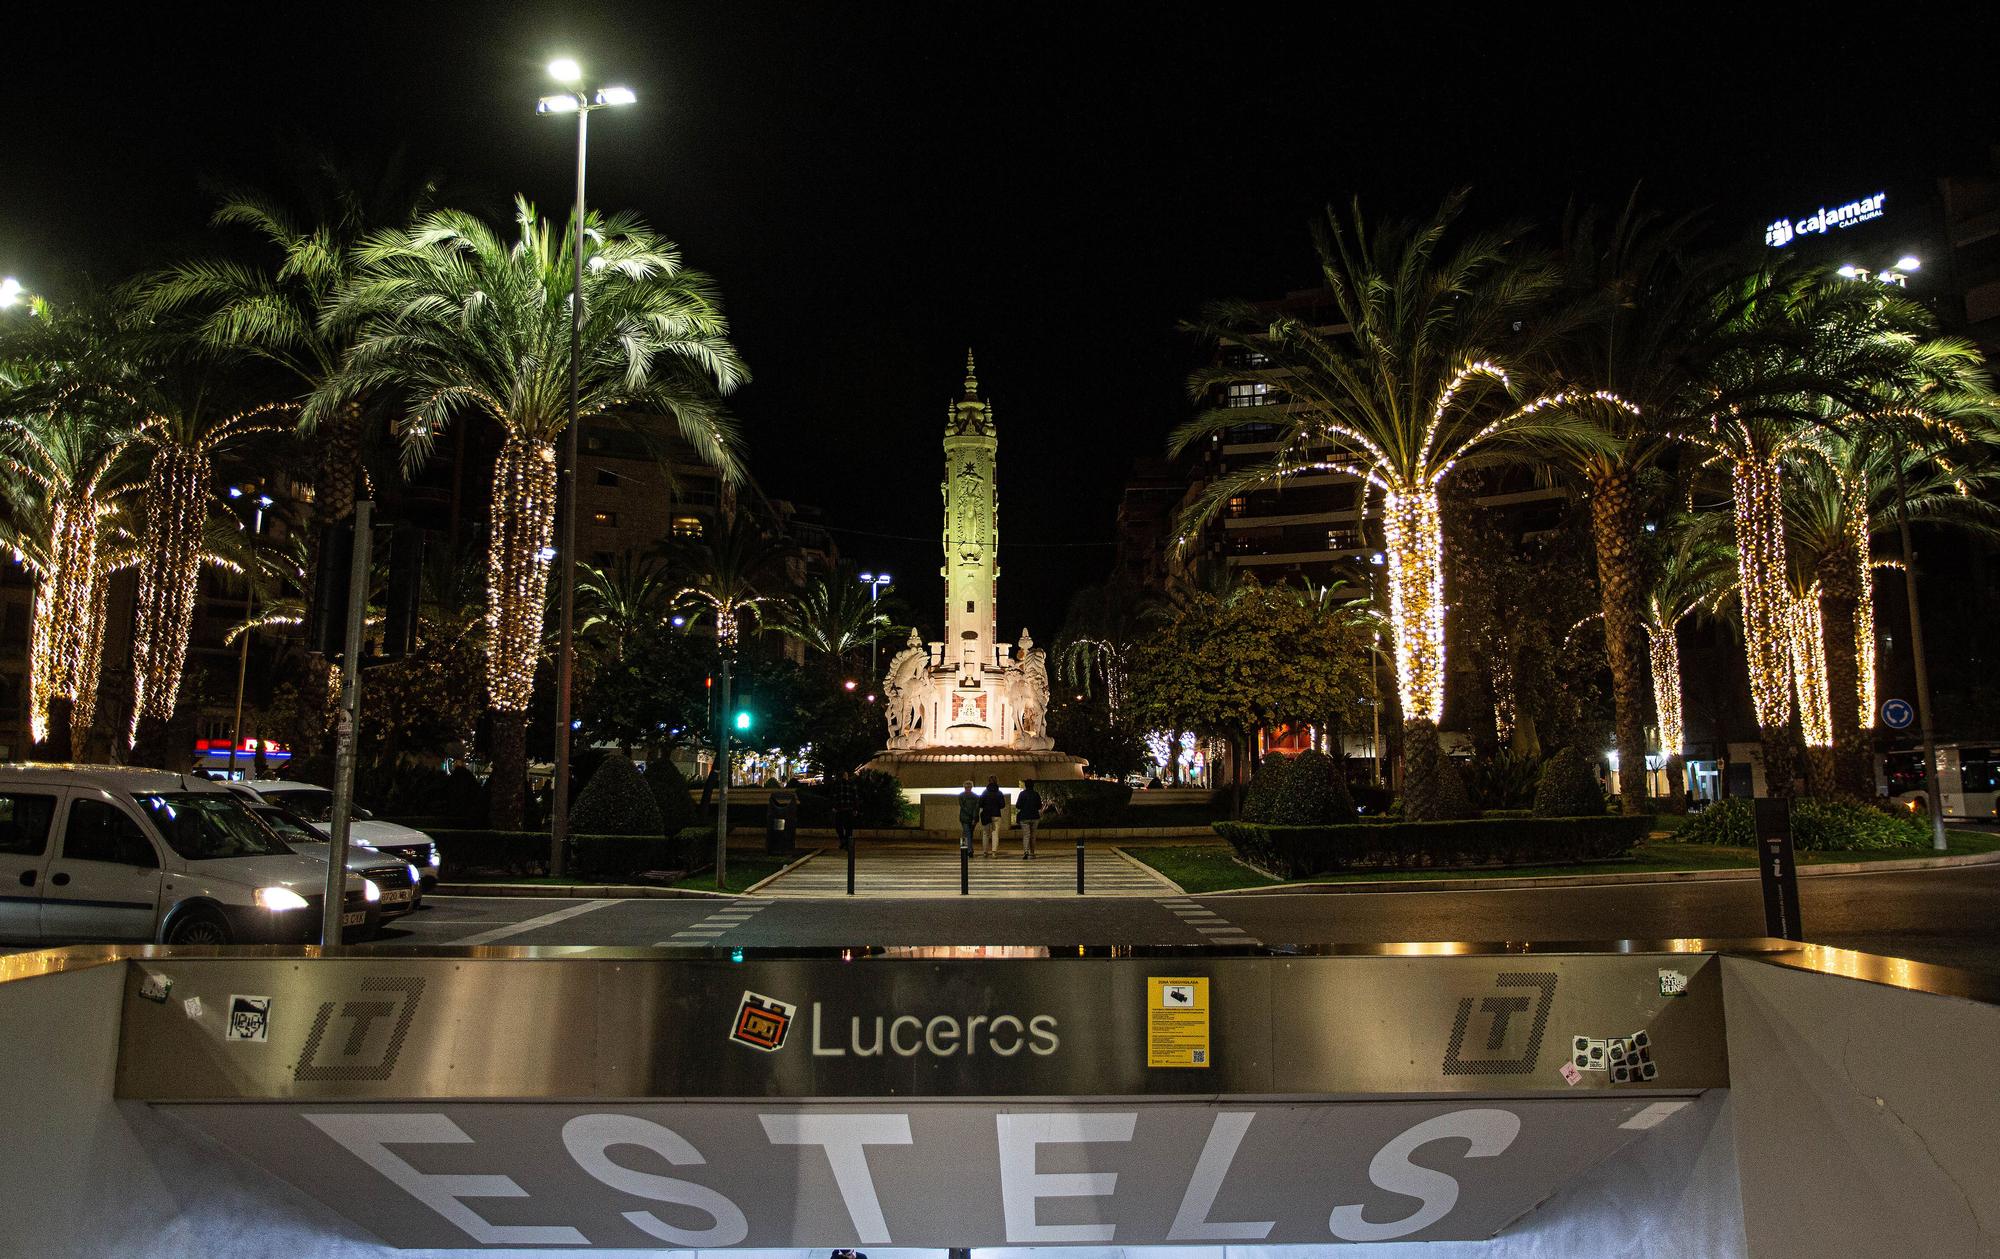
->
[733, 709, 753, 732]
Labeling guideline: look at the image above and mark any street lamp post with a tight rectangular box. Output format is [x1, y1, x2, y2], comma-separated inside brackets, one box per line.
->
[226, 489, 272, 781]
[859, 571, 891, 683]
[539, 59, 635, 878]
[1892, 459, 1949, 851]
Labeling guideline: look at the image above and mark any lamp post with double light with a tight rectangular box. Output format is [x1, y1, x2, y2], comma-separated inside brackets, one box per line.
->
[538, 57, 636, 876]
[859, 571, 891, 684]
[226, 486, 273, 781]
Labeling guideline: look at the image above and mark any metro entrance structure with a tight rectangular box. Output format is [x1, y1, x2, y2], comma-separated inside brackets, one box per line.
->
[3, 936, 1996, 1257]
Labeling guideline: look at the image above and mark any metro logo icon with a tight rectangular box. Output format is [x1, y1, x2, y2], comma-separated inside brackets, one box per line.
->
[731, 991, 796, 1052]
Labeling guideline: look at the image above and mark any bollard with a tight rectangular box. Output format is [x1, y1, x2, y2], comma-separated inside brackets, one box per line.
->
[1076, 839, 1085, 895]
[960, 837, 970, 896]
[846, 836, 856, 896]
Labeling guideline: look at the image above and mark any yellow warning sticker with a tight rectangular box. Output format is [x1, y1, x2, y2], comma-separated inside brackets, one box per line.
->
[1147, 976, 1211, 1068]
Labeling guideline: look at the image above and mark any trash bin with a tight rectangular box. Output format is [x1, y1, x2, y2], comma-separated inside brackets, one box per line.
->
[765, 790, 799, 856]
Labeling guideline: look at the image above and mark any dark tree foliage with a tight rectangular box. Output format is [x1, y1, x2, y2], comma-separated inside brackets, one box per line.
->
[1242, 749, 1357, 826]
[1048, 695, 1146, 781]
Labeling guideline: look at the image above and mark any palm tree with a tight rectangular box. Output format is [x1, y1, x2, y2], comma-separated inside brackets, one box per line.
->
[1173, 192, 1606, 818]
[137, 161, 441, 542]
[0, 301, 144, 756]
[1528, 198, 1762, 813]
[576, 553, 673, 663]
[768, 563, 894, 675]
[1641, 516, 1736, 813]
[1053, 585, 1142, 720]
[1786, 383, 2000, 795]
[324, 198, 749, 828]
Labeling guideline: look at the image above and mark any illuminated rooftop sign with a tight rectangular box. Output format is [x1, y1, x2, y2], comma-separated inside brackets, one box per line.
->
[1765, 192, 1887, 247]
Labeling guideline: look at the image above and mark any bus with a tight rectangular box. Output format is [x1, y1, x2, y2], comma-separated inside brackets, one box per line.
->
[1878, 744, 2000, 819]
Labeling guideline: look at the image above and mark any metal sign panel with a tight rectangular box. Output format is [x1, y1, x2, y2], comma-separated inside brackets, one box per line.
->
[161, 1098, 1697, 1248]
[114, 952, 1728, 1101]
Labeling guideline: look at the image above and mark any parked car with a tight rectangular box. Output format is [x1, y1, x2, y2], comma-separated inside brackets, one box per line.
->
[0, 765, 378, 946]
[245, 804, 424, 921]
[222, 779, 439, 889]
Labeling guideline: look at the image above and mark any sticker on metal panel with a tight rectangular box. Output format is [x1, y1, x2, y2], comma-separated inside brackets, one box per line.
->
[1658, 969, 1688, 997]
[1559, 1061, 1583, 1086]
[730, 991, 796, 1052]
[138, 972, 173, 1003]
[181, 996, 203, 1021]
[1147, 976, 1210, 1068]
[227, 995, 271, 1042]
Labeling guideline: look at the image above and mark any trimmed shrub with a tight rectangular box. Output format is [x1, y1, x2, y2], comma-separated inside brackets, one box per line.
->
[1243, 750, 1357, 826]
[1533, 746, 1608, 817]
[569, 757, 664, 836]
[642, 761, 699, 836]
[798, 769, 914, 828]
[1678, 796, 1928, 851]
[1466, 750, 1543, 811]
[1215, 815, 1651, 879]
[1039, 779, 1134, 827]
[1401, 721, 1472, 821]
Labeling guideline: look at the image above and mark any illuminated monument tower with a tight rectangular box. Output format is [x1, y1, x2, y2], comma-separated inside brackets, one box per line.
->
[868, 353, 1085, 789]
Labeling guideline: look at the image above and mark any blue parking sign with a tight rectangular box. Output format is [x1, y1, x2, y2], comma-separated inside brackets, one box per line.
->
[1881, 698, 1915, 730]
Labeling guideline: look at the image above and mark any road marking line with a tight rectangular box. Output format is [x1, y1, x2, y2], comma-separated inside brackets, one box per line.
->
[451, 899, 618, 945]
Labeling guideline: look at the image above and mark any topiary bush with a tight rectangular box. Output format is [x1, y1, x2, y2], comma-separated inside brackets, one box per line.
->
[1243, 750, 1357, 826]
[1533, 746, 1608, 818]
[642, 761, 698, 836]
[1401, 721, 1472, 821]
[444, 765, 488, 826]
[1678, 796, 1929, 851]
[569, 756, 664, 836]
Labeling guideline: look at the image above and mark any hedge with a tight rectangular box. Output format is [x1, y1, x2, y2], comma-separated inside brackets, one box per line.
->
[1214, 815, 1652, 879]
[429, 827, 713, 880]
[1243, 750, 1356, 826]
[1677, 796, 1928, 852]
[1038, 780, 1133, 826]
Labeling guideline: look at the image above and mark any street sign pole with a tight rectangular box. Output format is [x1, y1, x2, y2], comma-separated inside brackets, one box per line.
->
[1753, 796, 1802, 941]
[321, 501, 373, 951]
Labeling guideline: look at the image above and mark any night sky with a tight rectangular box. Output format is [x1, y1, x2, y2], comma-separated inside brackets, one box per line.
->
[8, 5, 2000, 637]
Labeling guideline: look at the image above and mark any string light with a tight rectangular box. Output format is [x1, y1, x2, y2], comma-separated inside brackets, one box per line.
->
[1788, 584, 1832, 749]
[1731, 456, 1794, 731]
[1846, 481, 1877, 728]
[484, 436, 559, 713]
[1649, 625, 1684, 758]
[1382, 485, 1445, 723]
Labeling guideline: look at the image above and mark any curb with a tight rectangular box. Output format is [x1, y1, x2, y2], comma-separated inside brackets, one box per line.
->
[1207, 847, 2000, 896]
[743, 848, 822, 895]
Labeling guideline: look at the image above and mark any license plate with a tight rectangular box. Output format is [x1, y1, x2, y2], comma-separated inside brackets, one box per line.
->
[380, 889, 412, 904]
[342, 911, 367, 926]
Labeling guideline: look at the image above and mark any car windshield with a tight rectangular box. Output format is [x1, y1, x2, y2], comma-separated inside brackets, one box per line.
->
[134, 793, 293, 860]
[259, 788, 370, 823]
[254, 808, 324, 846]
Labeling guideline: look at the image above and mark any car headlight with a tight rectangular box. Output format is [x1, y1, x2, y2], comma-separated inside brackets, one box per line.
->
[256, 886, 311, 912]
[361, 879, 381, 903]
[407, 864, 422, 885]
[427, 849, 441, 868]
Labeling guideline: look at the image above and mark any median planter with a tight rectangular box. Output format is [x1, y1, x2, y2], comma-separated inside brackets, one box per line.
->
[1213, 816, 1652, 880]
[429, 827, 713, 880]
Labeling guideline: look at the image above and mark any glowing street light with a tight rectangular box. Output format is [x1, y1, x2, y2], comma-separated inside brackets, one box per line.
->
[544, 56, 639, 880]
[0, 277, 21, 308]
[859, 570, 892, 683]
[1896, 255, 1921, 271]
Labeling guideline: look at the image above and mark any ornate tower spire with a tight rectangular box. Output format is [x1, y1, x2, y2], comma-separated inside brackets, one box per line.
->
[941, 352, 999, 671]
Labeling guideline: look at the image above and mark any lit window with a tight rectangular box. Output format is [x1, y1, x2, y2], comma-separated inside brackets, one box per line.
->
[1326, 528, 1358, 550]
[1227, 496, 1247, 518]
[672, 515, 705, 538]
[1224, 382, 1271, 409]
[591, 511, 618, 527]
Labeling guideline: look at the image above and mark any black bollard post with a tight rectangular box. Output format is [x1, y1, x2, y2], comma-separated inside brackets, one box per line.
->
[1076, 839, 1085, 895]
[961, 836, 970, 896]
[847, 835, 856, 896]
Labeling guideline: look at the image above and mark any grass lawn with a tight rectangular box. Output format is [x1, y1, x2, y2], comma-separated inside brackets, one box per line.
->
[1129, 831, 2000, 894]
[670, 852, 797, 893]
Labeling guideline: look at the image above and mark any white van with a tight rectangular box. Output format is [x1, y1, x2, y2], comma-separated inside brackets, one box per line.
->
[0, 765, 378, 946]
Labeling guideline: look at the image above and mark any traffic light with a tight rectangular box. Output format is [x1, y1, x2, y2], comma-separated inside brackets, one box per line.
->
[733, 709, 753, 733]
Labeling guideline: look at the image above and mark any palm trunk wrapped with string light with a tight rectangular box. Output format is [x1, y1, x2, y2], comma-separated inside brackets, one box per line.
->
[1730, 453, 1799, 796]
[482, 435, 560, 822]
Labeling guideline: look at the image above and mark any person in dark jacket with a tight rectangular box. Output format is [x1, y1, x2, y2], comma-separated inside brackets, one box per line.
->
[830, 770, 860, 850]
[957, 780, 980, 849]
[978, 776, 1006, 857]
[1014, 778, 1043, 859]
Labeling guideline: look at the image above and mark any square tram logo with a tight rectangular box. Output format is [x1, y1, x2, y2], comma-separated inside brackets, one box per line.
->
[730, 991, 796, 1052]
[226, 995, 271, 1042]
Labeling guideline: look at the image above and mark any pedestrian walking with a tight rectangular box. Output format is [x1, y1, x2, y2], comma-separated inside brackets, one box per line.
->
[979, 776, 1005, 857]
[957, 780, 980, 851]
[830, 769, 860, 851]
[1015, 778, 1042, 859]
